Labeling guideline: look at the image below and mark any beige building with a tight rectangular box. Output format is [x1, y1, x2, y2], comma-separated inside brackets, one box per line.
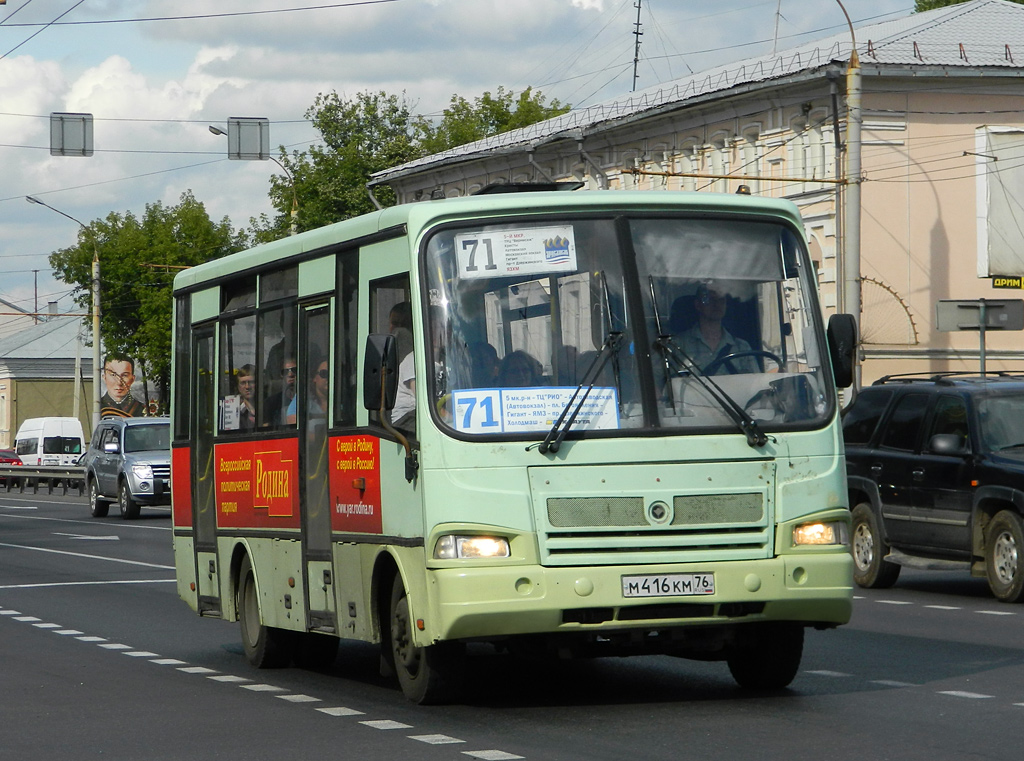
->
[370, 0, 1024, 385]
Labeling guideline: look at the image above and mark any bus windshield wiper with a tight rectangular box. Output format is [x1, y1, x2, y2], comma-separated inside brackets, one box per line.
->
[538, 328, 623, 455]
[538, 271, 622, 455]
[649, 277, 767, 449]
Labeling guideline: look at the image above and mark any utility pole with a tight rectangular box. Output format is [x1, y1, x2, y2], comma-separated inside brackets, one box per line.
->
[631, 0, 643, 92]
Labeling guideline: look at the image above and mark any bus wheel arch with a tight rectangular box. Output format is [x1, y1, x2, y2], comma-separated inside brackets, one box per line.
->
[236, 552, 292, 668]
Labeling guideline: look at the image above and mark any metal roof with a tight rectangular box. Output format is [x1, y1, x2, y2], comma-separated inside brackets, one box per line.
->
[371, 0, 1024, 185]
[0, 316, 85, 360]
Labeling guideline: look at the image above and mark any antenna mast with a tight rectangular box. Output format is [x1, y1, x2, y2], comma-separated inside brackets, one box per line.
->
[631, 0, 643, 92]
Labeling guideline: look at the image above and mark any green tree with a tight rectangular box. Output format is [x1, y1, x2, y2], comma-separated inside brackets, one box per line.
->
[253, 86, 570, 241]
[915, 0, 1021, 10]
[49, 190, 245, 405]
[414, 86, 570, 155]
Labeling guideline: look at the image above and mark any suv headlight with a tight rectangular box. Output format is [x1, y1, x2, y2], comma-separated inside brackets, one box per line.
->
[792, 520, 849, 547]
[131, 465, 154, 481]
[433, 535, 510, 560]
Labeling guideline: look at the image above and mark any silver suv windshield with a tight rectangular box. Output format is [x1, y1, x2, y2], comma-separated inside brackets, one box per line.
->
[423, 214, 831, 439]
[124, 424, 170, 453]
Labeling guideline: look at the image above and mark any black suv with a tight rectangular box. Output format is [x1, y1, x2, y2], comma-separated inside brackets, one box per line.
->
[843, 372, 1024, 602]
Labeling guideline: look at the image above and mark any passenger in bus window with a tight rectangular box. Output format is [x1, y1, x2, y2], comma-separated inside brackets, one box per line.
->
[235, 364, 257, 430]
[498, 350, 543, 388]
[468, 341, 499, 388]
[265, 354, 298, 426]
[288, 357, 329, 425]
[675, 281, 758, 376]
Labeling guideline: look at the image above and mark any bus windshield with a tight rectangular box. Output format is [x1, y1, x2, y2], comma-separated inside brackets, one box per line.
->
[424, 214, 830, 439]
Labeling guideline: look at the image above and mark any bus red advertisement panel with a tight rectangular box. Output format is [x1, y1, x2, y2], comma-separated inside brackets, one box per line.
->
[329, 434, 382, 534]
[215, 439, 300, 528]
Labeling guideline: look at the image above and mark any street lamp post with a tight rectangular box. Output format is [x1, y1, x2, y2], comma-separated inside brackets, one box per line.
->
[208, 125, 298, 236]
[26, 196, 102, 433]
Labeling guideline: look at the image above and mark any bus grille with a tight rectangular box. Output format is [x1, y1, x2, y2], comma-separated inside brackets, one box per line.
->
[542, 493, 770, 566]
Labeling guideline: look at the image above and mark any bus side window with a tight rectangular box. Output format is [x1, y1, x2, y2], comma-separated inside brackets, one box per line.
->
[258, 306, 297, 428]
[369, 275, 412, 432]
[219, 314, 257, 433]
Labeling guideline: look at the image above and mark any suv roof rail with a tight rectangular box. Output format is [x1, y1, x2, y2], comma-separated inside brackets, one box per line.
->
[873, 370, 1024, 386]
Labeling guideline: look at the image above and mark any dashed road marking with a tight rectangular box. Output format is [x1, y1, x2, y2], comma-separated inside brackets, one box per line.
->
[241, 683, 287, 692]
[150, 658, 187, 665]
[277, 694, 321, 703]
[361, 719, 413, 730]
[938, 690, 993, 699]
[178, 666, 218, 674]
[208, 674, 251, 683]
[124, 651, 159, 658]
[804, 670, 850, 677]
[411, 735, 465, 745]
[977, 610, 1015, 616]
[871, 680, 918, 688]
[317, 707, 365, 717]
[876, 600, 913, 606]
[463, 751, 526, 760]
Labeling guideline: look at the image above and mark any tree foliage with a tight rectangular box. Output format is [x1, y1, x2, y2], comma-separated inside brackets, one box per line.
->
[254, 86, 570, 241]
[48, 190, 245, 403]
[915, 0, 1021, 10]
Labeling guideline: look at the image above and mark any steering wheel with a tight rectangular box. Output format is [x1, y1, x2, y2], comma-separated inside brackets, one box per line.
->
[702, 350, 783, 376]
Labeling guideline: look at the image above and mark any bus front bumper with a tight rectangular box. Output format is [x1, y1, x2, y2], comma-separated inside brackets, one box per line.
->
[423, 552, 853, 643]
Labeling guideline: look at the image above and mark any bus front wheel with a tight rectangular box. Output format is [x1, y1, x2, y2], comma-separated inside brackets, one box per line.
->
[388, 575, 464, 704]
[727, 622, 803, 690]
[238, 555, 292, 668]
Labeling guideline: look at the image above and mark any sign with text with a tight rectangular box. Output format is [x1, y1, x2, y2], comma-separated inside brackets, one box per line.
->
[329, 434, 383, 534]
[455, 226, 578, 279]
[451, 386, 620, 434]
[214, 438, 300, 529]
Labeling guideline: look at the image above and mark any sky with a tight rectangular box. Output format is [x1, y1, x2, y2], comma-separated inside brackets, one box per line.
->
[0, 0, 914, 325]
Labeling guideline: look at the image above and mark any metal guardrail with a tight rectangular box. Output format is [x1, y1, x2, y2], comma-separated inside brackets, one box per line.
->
[0, 465, 85, 496]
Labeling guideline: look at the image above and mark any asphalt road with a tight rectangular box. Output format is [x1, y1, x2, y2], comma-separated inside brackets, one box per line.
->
[2, 488, 1022, 761]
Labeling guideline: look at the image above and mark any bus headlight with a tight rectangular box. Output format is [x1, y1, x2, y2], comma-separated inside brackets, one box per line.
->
[433, 535, 511, 560]
[792, 521, 849, 546]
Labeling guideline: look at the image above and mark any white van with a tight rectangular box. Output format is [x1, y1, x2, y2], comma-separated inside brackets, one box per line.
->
[14, 417, 86, 466]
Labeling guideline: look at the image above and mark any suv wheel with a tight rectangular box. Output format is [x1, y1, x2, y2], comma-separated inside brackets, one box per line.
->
[118, 479, 140, 520]
[985, 510, 1024, 603]
[851, 503, 900, 589]
[89, 478, 109, 518]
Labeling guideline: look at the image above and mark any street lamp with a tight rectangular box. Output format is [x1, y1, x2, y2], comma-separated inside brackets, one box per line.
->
[26, 195, 102, 433]
[208, 124, 299, 236]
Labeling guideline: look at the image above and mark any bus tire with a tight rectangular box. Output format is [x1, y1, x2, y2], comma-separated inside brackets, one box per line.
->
[118, 480, 140, 520]
[985, 510, 1024, 603]
[388, 575, 464, 704]
[88, 478, 109, 518]
[238, 555, 292, 668]
[727, 622, 803, 690]
[851, 503, 900, 588]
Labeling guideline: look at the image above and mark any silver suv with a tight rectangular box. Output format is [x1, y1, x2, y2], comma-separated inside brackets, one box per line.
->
[82, 417, 171, 519]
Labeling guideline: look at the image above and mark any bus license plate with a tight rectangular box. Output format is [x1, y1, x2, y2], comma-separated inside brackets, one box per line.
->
[621, 573, 715, 598]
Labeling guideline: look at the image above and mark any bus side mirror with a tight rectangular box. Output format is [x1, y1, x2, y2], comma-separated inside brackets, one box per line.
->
[363, 334, 399, 411]
[827, 313, 857, 389]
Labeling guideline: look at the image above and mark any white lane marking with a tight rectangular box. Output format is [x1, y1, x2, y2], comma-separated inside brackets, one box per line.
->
[0, 579, 175, 589]
[208, 675, 251, 683]
[53, 532, 120, 541]
[938, 690, 994, 699]
[317, 707, 365, 717]
[360, 720, 413, 730]
[241, 684, 287, 692]
[411, 735, 466, 745]
[0, 506, 37, 510]
[977, 610, 1016, 616]
[0, 542, 174, 569]
[876, 600, 913, 605]
[0, 609, 22, 615]
[0, 511, 171, 530]
[76, 636, 106, 642]
[925, 605, 960, 610]
[805, 670, 851, 677]
[124, 651, 159, 658]
[54, 629, 84, 635]
[277, 694, 321, 703]
[33, 622, 61, 629]
[14, 616, 41, 622]
[463, 752, 525, 760]
[150, 658, 187, 666]
[178, 666, 218, 674]
[99, 643, 132, 650]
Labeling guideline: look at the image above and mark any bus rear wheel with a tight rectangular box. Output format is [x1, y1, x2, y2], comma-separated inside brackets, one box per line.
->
[388, 575, 464, 704]
[727, 622, 804, 690]
[237, 555, 292, 668]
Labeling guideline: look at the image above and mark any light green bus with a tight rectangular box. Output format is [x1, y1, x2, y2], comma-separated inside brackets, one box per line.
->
[171, 188, 856, 703]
